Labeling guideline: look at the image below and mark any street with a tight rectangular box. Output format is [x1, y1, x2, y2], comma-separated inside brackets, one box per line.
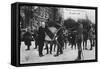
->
[20, 40, 95, 64]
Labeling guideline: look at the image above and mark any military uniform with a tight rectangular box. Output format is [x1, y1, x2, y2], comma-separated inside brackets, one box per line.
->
[54, 28, 64, 56]
[37, 26, 45, 57]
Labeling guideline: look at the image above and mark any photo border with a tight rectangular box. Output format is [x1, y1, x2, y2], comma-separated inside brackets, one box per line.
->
[16, 2, 98, 67]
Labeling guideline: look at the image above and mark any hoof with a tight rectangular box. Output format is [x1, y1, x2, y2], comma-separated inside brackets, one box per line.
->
[54, 54, 59, 57]
[39, 54, 44, 57]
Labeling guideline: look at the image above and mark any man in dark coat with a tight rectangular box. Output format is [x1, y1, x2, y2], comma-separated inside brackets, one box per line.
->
[37, 22, 46, 57]
[23, 28, 32, 50]
[54, 27, 64, 57]
[75, 23, 83, 60]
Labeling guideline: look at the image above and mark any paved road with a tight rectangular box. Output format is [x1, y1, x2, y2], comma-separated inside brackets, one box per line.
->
[20, 40, 95, 64]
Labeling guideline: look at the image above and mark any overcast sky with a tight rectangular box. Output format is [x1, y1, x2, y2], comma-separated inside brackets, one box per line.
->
[61, 8, 95, 24]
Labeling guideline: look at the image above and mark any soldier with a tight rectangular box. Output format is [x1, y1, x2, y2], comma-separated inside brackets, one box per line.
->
[37, 22, 46, 57]
[54, 27, 64, 57]
[75, 23, 83, 60]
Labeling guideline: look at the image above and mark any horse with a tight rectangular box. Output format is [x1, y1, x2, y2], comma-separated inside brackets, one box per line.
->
[44, 27, 57, 54]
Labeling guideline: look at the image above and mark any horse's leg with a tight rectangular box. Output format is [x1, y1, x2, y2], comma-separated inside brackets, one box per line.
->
[62, 40, 65, 50]
[50, 42, 53, 54]
[71, 41, 73, 49]
[74, 43, 76, 50]
[45, 41, 49, 54]
[83, 40, 85, 50]
[53, 41, 56, 52]
[34, 41, 38, 49]
[44, 42, 47, 50]
[65, 41, 67, 49]
[90, 38, 93, 50]
[93, 38, 95, 47]
[85, 40, 87, 50]
[53, 44, 56, 52]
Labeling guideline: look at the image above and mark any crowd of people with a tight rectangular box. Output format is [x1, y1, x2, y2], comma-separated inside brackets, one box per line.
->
[20, 21, 96, 61]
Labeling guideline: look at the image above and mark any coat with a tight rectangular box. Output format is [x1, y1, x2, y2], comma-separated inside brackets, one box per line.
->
[37, 27, 45, 46]
[23, 31, 32, 46]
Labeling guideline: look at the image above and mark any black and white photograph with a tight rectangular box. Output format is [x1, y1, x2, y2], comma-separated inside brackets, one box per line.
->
[19, 5, 97, 64]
